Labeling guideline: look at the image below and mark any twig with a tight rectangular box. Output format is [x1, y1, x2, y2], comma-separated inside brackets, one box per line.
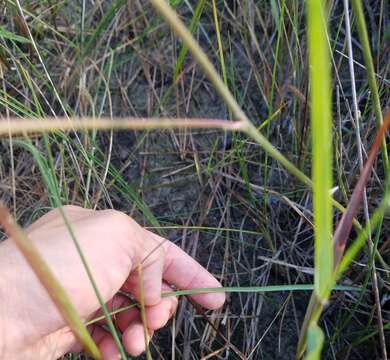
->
[137, 264, 152, 360]
[0, 117, 244, 135]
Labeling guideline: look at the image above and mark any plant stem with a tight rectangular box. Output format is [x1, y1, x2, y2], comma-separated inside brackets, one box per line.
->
[343, 2, 387, 358]
[350, 0, 389, 172]
[0, 117, 244, 135]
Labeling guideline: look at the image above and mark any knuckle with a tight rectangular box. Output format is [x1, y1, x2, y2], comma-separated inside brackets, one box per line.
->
[102, 209, 137, 232]
[61, 204, 83, 212]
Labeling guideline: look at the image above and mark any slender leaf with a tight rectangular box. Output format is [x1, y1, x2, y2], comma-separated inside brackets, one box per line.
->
[350, 0, 389, 172]
[333, 109, 390, 265]
[0, 26, 31, 43]
[304, 322, 324, 360]
[307, 0, 333, 299]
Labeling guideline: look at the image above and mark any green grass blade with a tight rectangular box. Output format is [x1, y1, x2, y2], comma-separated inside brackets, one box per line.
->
[161, 284, 358, 297]
[304, 322, 324, 360]
[81, 0, 127, 60]
[296, 0, 333, 357]
[337, 187, 390, 277]
[17, 140, 59, 206]
[0, 26, 30, 43]
[307, 0, 333, 299]
[350, 0, 389, 172]
[173, 0, 205, 81]
[211, 0, 228, 87]
[86, 284, 359, 326]
[14, 0, 69, 117]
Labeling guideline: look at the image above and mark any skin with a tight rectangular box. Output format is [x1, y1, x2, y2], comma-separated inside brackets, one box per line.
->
[0, 205, 225, 359]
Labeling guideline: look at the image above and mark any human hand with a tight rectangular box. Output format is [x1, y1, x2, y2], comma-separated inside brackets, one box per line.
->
[0, 206, 225, 359]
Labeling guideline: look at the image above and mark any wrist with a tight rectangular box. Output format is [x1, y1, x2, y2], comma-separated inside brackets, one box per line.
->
[0, 240, 21, 358]
[0, 243, 9, 358]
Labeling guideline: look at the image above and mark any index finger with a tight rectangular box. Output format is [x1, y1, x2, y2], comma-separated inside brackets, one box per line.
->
[160, 238, 225, 310]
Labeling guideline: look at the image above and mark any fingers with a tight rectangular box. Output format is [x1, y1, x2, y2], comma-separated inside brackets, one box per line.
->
[123, 256, 164, 307]
[28, 207, 225, 313]
[90, 327, 120, 360]
[161, 238, 225, 310]
[90, 293, 135, 327]
[122, 322, 154, 357]
[91, 324, 153, 359]
[145, 291, 177, 330]
[88, 282, 178, 357]
[115, 283, 177, 356]
[122, 233, 166, 307]
[91, 299, 171, 357]
[146, 282, 178, 330]
[123, 231, 225, 310]
[117, 283, 178, 332]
